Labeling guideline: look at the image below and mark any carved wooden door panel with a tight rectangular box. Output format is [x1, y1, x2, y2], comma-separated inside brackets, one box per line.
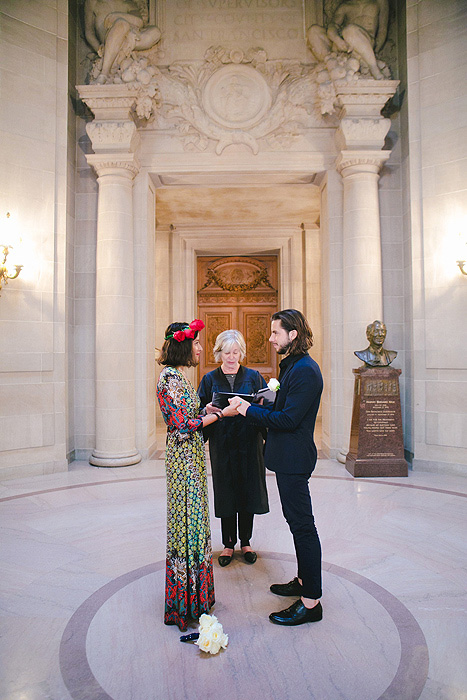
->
[197, 256, 278, 383]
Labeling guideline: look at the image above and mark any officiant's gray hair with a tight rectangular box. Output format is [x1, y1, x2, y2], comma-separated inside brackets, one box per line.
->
[213, 329, 247, 363]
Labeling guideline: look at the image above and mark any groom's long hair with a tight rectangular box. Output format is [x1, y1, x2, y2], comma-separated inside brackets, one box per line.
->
[272, 309, 314, 355]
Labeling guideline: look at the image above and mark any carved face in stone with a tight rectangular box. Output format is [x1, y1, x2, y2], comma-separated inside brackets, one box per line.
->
[367, 321, 387, 348]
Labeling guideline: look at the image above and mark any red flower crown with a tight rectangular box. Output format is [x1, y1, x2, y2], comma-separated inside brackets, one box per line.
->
[165, 319, 205, 342]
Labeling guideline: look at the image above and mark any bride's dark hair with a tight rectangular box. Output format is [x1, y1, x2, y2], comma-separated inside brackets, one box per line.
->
[157, 322, 199, 367]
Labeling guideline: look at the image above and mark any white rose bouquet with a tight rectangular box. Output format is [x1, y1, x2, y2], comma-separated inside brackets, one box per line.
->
[195, 614, 229, 655]
[267, 378, 280, 392]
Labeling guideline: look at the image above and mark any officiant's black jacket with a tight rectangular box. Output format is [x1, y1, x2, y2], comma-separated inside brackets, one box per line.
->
[246, 353, 323, 474]
[198, 365, 269, 518]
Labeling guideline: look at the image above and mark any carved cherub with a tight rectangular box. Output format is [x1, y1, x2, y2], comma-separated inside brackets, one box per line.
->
[307, 0, 389, 79]
[84, 0, 161, 83]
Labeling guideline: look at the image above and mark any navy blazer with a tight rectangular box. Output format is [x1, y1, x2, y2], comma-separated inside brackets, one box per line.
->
[246, 353, 323, 475]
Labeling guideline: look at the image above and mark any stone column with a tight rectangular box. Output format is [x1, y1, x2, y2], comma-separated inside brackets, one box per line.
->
[78, 87, 142, 467]
[338, 150, 390, 355]
[334, 81, 399, 461]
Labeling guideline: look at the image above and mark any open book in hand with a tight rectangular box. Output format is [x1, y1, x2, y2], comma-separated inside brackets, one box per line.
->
[212, 387, 277, 409]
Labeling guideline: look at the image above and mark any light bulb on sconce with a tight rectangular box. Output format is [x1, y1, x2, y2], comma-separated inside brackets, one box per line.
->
[0, 212, 23, 295]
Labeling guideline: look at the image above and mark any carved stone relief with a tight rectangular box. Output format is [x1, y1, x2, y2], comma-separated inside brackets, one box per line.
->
[80, 1, 399, 155]
[84, 44, 339, 153]
[202, 64, 272, 130]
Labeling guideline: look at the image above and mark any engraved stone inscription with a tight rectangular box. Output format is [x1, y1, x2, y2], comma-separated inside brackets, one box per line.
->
[159, 0, 305, 63]
[364, 380, 398, 396]
[363, 400, 398, 450]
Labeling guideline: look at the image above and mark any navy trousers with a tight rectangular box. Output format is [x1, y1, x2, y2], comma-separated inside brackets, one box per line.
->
[275, 471, 322, 599]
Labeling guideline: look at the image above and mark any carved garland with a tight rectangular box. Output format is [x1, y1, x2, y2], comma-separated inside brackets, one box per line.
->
[200, 266, 274, 293]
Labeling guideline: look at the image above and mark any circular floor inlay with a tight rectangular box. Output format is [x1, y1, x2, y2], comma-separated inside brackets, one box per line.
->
[59, 554, 428, 700]
[3, 474, 466, 503]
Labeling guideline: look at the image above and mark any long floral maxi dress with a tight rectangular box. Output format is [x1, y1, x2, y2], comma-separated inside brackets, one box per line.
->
[156, 366, 215, 630]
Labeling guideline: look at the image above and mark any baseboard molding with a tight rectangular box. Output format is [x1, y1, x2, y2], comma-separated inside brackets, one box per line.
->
[0, 459, 68, 481]
[73, 449, 93, 463]
[412, 458, 467, 477]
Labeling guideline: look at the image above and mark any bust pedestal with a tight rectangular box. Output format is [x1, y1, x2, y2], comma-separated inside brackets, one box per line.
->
[345, 367, 408, 477]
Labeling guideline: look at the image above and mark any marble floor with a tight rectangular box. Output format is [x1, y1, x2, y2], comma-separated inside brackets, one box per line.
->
[0, 458, 466, 700]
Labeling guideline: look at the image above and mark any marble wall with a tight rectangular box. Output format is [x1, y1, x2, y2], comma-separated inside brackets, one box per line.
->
[0, 0, 70, 477]
[406, 0, 467, 472]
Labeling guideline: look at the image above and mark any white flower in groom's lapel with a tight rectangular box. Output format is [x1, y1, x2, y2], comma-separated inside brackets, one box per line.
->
[268, 378, 280, 392]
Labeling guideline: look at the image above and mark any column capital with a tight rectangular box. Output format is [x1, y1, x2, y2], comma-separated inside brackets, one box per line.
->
[334, 79, 398, 152]
[336, 150, 390, 177]
[78, 85, 141, 175]
[85, 120, 140, 155]
[336, 116, 392, 151]
[86, 152, 141, 179]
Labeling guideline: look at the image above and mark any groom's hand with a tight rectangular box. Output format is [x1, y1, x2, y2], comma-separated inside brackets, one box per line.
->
[228, 397, 249, 416]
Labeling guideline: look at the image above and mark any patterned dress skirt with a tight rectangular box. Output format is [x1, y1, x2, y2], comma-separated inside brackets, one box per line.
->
[165, 428, 215, 630]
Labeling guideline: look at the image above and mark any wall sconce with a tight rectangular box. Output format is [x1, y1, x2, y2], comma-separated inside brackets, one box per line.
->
[455, 231, 467, 275]
[0, 213, 23, 294]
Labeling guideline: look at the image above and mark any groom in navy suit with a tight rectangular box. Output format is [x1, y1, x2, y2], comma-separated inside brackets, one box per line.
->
[231, 309, 323, 625]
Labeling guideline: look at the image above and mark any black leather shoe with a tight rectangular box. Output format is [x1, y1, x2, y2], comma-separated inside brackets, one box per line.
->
[269, 600, 323, 626]
[243, 550, 257, 564]
[270, 577, 302, 596]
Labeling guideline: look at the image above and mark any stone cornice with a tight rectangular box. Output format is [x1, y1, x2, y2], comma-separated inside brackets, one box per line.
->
[335, 80, 400, 118]
[77, 84, 139, 121]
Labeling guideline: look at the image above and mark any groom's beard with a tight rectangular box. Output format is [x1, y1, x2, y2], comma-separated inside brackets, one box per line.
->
[277, 341, 292, 355]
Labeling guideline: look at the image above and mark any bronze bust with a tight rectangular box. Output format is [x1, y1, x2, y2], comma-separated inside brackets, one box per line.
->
[355, 320, 397, 367]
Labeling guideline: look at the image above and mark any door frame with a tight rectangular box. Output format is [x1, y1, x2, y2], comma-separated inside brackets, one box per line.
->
[170, 223, 304, 323]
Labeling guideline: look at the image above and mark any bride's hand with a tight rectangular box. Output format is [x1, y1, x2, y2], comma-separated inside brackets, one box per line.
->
[205, 402, 221, 415]
[220, 398, 240, 416]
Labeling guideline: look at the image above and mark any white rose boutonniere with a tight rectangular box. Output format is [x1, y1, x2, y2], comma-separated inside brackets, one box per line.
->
[195, 614, 228, 655]
[267, 378, 280, 392]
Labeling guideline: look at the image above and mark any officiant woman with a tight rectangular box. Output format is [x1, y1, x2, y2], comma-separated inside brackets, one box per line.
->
[198, 329, 269, 567]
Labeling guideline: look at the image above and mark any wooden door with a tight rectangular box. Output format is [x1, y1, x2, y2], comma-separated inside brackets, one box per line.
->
[197, 255, 278, 383]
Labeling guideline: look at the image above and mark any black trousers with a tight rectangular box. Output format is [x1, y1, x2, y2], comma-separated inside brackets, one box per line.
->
[275, 471, 322, 599]
[221, 512, 254, 548]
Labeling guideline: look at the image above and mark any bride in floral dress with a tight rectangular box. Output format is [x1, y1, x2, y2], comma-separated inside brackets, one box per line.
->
[157, 320, 236, 631]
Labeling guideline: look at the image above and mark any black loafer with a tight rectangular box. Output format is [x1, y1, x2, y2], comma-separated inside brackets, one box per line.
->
[243, 550, 257, 564]
[269, 600, 323, 626]
[270, 577, 302, 597]
[218, 554, 233, 567]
